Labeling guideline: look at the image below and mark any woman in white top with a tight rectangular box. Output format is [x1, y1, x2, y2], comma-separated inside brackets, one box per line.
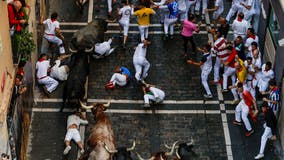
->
[118, 0, 133, 47]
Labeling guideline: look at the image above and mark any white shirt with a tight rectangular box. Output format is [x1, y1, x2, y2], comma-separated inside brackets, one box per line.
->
[212, 37, 228, 60]
[201, 52, 212, 71]
[252, 55, 262, 79]
[254, 0, 261, 14]
[154, 0, 167, 6]
[232, 19, 249, 35]
[245, 35, 259, 49]
[36, 60, 50, 79]
[260, 64, 274, 82]
[119, 6, 133, 21]
[50, 60, 68, 81]
[67, 114, 88, 129]
[133, 43, 147, 58]
[43, 19, 60, 35]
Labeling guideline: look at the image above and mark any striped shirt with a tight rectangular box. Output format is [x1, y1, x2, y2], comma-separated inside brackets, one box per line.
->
[269, 87, 280, 113]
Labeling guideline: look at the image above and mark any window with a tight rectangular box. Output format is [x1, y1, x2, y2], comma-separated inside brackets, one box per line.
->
[268, 8, 280, 47]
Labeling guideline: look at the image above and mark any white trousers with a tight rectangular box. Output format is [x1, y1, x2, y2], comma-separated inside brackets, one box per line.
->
[64, 128, 81, 142]
[119, 19, 130, 36]
[258, 123, 272, 154]
[144, 87, 165, 104]
[133, 57, 150, 81]
[110, 73, 127, 86]
[44, 35, 65, 54]
[222, 67, 236, 90]
[164, 18, 177, 35]
[201, 68, 212, 95]
[195, 0, 207, 15]
[38, 76, 59, 93]
[138, 25, 149, 41]
[182, 0, 196, 21]
[235, 100, 252, 131]
[213, 57, 228, 82]
[226, 3, 242, 21]
[107, 0, 112, 13]
[252, 13, 260, 34]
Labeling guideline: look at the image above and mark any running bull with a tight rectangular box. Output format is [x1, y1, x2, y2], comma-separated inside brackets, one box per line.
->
[69, 18, 109, 52]
[136, 139, 196, 160]
[79, 101, 136, 160]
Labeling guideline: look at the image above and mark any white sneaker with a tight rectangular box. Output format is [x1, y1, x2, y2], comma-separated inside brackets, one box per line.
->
[204, 94, 213, 98]
[155, 97, 162, 103]
[254, 153, 264, 159]
[80, 149, 85, 154]
[63, 146, 71, 155]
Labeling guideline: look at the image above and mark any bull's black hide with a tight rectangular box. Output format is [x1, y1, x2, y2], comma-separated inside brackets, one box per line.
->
[60, 53, 89, 111]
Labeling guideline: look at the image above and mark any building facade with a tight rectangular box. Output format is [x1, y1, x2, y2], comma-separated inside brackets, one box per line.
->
[0, 1, 17, 157]
[259, 0, 284, 150]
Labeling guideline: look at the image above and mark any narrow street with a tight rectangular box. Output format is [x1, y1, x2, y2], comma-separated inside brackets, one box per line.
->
[26, 0, 280, 159]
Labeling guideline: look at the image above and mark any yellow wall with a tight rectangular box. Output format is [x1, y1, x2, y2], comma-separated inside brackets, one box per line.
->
[0, 2, 16, 123]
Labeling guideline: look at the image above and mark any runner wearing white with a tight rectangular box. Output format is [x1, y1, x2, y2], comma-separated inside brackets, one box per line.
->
[43, 19, 65, 54]
[252, 0, 261, 33]
[200, 52, 213, 97]
[50, 60, 69, 81]
[257, 63, 274, 92]
[118, 4, 133, 45]
[133, 41, 151, 81]
[154, 0, 168, 23]
[159, 0, 179, 37]
[36, 56, 59, 93]
[226, 0, 244, 22]
[240, 0, 255, 22]
[143, 86, 165, 105]
[231, 13, 249, 40]
[93, 38, 115, 58]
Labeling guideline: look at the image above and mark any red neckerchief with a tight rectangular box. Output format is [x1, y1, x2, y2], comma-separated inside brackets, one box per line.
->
[51, 18, 56, 22]
[271, 86, 278, 92]
[249, 35, 256, 39]
[38, 57, 46, 62]
[237, 17, 242, 22]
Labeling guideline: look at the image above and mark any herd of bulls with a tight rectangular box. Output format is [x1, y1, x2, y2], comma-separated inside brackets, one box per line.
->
[77, 101, 197, 160]
[60, 18, 197, 159]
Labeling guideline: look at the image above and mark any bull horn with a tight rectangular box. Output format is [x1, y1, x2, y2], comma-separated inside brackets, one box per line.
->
[103, 101, 111, 107]
[186, 137, 194, 146]
[135, 152, 155, 160]
[165, 141, 179, 156]
[68, 46, 78, 53]
[175, 149, 181, 160]
[84, 46, 94, 52]
[126, 140, 136, 151]
[79, 100, 94, 109]
[104, 143, 118, 153]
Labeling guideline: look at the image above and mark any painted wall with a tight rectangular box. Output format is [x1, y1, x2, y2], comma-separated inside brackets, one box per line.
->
[0, 1, 17, 155]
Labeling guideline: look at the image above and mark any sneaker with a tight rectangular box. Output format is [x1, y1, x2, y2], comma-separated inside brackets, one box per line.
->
[231, 99, 240, 105]
[245, 129, 254, 137]
[80, 149, 85, 154]
[204, 94, 213, 99]
[221, 89, 229, 93]
[155, 97, 162, 103]
[63, 146, 71, 155]
[142, 103, 150, 107]
[233, 120, 242, 126]
[42, 86, 51, 98]
[254, 153, 264, 159]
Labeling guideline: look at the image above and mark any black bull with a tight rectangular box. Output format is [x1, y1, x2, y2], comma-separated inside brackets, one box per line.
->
[69, 18, 108, 51]
[60, 53, 89, 111]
